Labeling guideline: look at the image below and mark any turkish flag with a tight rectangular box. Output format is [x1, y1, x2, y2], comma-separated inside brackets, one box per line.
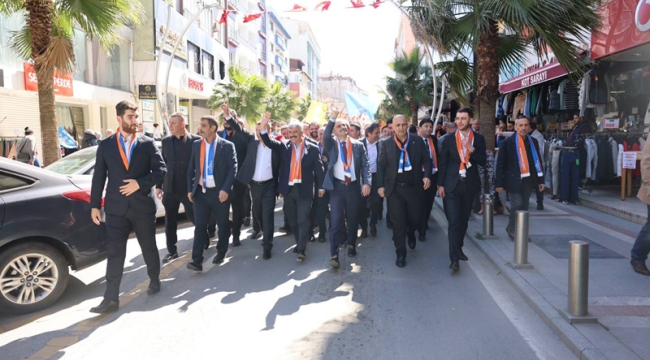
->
[371, 0, 383, 9]
[243, 13, 263, 23]
[287, 4, 308, 12]
[350, 0, 365, 8]
[315, 1, 331, 11]
[219, 10, 229, 25]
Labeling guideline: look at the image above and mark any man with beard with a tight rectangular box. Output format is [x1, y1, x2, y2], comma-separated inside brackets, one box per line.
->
[309, 122, 320, 141]
[89, 101, 166, 313]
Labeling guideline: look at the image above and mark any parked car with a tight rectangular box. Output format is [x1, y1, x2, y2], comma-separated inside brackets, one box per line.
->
[0, 158, 107, 314]
[45, 143, 181, 218]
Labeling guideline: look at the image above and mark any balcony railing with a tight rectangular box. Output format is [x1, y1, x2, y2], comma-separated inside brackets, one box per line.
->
[240, 34, 258, 53]
[259, 48, 267, 62]
[275, 34, 287, 51]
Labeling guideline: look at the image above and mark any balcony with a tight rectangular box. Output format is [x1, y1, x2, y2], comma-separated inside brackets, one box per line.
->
[228, 27, 239, 45]
[275, 55, 286, 72]
[259, 48, 267, 62]
[239, 34, 258, 54]
[275, 34, 287, 51]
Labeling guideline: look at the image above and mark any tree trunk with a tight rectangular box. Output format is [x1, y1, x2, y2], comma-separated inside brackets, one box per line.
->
[411, 102, 418, 125]
[25, 0, 59, 166]
[475, 19, 500, 152]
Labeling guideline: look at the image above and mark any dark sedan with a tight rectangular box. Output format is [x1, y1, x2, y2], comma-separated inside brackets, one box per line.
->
[0, 158, 107, 314]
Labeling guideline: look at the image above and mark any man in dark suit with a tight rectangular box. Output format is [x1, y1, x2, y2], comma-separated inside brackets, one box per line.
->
[156, 113, 199, 263]
[89, 101, 166, 313]
[360, 123, 381, 237]
[314, 126, 329, 242]
[418, 118, 439, 242]
[377, 115, 432, 268]
[185, 116, 237, 272]
[260, 119, 324, 261]
[496, 116, 545, 240]
[322, 110, 371, 268]
[438, 106, 487, 271]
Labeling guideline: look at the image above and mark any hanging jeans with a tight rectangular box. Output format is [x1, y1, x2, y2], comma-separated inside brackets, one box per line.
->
[561, 150, 580, 203]
[552, 149, 562, 196]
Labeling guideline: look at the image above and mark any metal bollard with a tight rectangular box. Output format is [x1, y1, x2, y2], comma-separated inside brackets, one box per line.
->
[568, 241, 589, 317]
[514, 211, 530, 267]
[483, 194, 494, 236]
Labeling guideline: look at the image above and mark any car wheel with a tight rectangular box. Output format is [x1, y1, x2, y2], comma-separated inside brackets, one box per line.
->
[0, 242, 69, 314]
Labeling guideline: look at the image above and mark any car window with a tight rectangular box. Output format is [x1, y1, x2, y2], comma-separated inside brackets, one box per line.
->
[0, 172, 34, 192]
[45, 147, 97, 175]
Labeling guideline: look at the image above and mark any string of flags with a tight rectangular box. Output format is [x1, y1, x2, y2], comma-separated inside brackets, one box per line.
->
[219, 1, 387, 25]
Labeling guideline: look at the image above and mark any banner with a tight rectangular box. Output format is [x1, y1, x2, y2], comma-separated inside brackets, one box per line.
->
[23, 63, 73, 97]
[303, 101, 329, 125]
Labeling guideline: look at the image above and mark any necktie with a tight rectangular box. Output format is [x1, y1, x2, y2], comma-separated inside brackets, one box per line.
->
[341, 141, 351, 185]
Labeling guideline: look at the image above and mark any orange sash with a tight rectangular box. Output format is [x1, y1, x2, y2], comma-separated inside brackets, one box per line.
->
[289, 141, 305, 185]
[427, 136, 438, 170]
[455, 130, 474, 176]
[340, 138, 353, 178]
[516, 134, 531, 178]
[116, 130, 136, 170]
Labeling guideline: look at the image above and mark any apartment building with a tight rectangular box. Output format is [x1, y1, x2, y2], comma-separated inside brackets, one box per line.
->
[319, 74, 368, 113]
[283, 19, 322, 99]
[267, 12, 292, 87]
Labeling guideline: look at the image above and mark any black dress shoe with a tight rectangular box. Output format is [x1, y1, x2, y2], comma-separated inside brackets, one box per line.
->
[330, 256, 340, 268]
[348, 247, 357, 257]
[360, 229, 368, 238]
[370, 224, 377, 237]
[147, 280, 161, 296]
[278, 226, 291, 234]
[537, 203, 544, 211]
[297, 251, 306, 261]
[387, 222, 393, 230]
[90, 299, 119, 314]
[186, 262, 203, 272]
[162, 252, 178, 264]
[213, 251, 226, 264]
[244, 217, 251, 227]
[204, 241, 209, 250]
[631, 260, 650, 276]
[232, 239, 241, 247]
[449, 261, 460, 271]
[408, 236, 416, 250]
[263, 249, 272, 260]
[250, 230, 261, 239]
[318, 235, 327, 243]
[418, 233, 426, 242]
[208, 231, 216, 238]
[459, 251, 468, 261]
[396, 256, 406, 268]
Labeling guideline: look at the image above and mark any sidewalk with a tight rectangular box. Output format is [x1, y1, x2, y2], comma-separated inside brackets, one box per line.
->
[433, 196, 650, 360]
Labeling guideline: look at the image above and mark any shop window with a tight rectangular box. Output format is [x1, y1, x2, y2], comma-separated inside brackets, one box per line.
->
[56, 104, 88, 146]
[188, 41, 201, 74]
[202, 50, 214, 80]
[94, 38, 130, 92]
[219, 60, 226, 80]
[0, 13, 25, 69]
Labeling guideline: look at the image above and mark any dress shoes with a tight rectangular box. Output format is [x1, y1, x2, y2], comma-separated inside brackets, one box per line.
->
[147, 280, 161, 296]
[162, 252, 178, 264]
[459, 250, 468, 261]
[360, 229, 368, 238]
[449, 261, 460, 271]
[506, 227, 515, 240]
[250, 230, 261, 239]
[631, 260, 650, 276]
[395, 256, 406, 268]
[297, 251, 306, 261]
[204, 241, 209, 250]
[348, 246, 357, 257]
[244, 217, 251, 227]
[213, 251, 226, 264]
[208, 231, 216, 238]
[293, 247, 299, 253]
[330, 256, 340, 269]
[408, 236, 416, 250]
[387, 222, 393, 230]
[537, 203, 544, 211]
[370, 224, 377, 237]
[318, 235, 327, 243]
[418, 233, 426, 242]
[278, 226, 291, 234]
[90, 299, 119, 314]
[309, 233, 317, 242]
[263, 249, 272, 260]
[186, 262, 203, 272]
[232, 239, 241, 247]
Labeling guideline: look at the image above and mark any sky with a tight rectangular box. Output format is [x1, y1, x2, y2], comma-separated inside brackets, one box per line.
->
[265, 0, 403, 104]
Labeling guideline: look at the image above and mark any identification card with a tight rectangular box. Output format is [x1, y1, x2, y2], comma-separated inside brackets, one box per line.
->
[206, 177, 216, 188]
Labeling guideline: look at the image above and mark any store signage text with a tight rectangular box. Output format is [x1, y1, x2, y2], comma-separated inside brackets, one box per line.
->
[603, 118, 620, 129]
[187, 78, 204, 92]
[636, 0, 650, 32]
[623, 152, 639, 169]
[138, 84, 157, 99]
[499, 62, 568, 93]
[23, 63, 73, 96]
[520, 71, 548, 87]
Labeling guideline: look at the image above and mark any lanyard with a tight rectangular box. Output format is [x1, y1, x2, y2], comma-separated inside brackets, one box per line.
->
[117, 132, 136, 170]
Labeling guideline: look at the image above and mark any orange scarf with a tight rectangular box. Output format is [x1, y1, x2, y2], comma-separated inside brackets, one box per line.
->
[116, 130, 136, 170]
[455, 130, 474, 176]
[289, 141, 305, 185]
[427, 136, 438, 171]
[516, 135, 531, 178]
[339, 138, 353, 178]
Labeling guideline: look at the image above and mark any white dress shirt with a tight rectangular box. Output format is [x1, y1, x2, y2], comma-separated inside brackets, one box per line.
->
[366, 139, 378, 173]
[119, 133, 135, 162]
[252, 142, 273, 182]
[333, 139, 356, 182]
[203, 138, 218, 188]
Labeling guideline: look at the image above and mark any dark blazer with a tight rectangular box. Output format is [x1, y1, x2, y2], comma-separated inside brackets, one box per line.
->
[218, 121, 248, 171]
[495, 134, 544, 193]
[157, 132, 200, 195]
[376, 135, 432, 198]
[422, 135, 440, 188]
[437, 130, 487, 193]
[187, 137, 238, 197]
[322, 119, 370, 190]
[260, 132, 324, 200]
[91, 133, 166, 216]
[229, 118, 281, 185]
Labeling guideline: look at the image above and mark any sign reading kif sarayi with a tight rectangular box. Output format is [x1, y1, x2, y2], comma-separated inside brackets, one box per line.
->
[23, 63, 73, 96]
[499, 61, 569, 94]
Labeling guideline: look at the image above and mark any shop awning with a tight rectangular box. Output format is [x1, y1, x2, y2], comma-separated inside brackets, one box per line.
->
[499, 62, 569, 94]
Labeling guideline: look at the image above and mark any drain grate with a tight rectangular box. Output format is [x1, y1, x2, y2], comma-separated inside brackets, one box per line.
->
[529, 235, 625, 259]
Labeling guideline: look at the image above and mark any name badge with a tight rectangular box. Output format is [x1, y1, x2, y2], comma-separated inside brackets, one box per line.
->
[467, 161, 472, 169]
[206, 177, 216, 188]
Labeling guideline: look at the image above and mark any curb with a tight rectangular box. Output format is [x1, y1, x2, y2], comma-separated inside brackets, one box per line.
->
[433, 199, 607, 360]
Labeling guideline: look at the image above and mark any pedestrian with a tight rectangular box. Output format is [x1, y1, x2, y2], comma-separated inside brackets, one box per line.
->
[377, 115, 432, 268]
[445, 122, 457, 134]
[82, 129, 100, 149]
[106, 128, 114, 137]
[186, 115, 237, 272]
[156, 113, 199, 263]
[316, 126, 330, 242]
[349, 122, 362, 140]
[438, 106, 486, 271]
[529, 116, 546, 210]
[260, 120, 324, 261]
[321, 110, 371, 268]
[153, 123, 163, 141]
[495, 116, 545, 240]
[417, 117, 439, 242]
[15, 127, 36, 165]
[630, 139, 650, 276]
[360, 122, 382, 238]
[89, 100, 167, 313]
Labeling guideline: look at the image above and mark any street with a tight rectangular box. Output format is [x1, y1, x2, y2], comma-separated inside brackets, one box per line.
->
[0, 202, 576, 360]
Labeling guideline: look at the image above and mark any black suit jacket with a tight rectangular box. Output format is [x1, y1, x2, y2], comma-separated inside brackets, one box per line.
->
[187, 137, 238, 197]
[437, 131, 487, 193]
[229, 119, 281, 185]
[91, 134, 166, 216]
[495, 134, 544, 193]
[376, 135, 432, 198]
[157, 133, 200, 195]
[261, 132, 324, 200]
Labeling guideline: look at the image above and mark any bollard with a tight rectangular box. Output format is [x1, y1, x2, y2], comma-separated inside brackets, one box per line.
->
[514, 211, 530, 267]
[483, 194, 494, 236]
[568, 241, 589, 317]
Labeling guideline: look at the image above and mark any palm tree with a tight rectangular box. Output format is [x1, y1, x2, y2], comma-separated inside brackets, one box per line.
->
[208, 66, 269, 124]
[295, 93, 311, 121]
[0, 0, 143, 165]
[406, 0, 600, 149]
[265, 82, 298, 122]
[385, 48, 434, 125]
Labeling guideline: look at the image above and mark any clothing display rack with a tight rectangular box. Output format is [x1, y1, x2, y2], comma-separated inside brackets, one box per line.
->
[0, 137, 21, 159]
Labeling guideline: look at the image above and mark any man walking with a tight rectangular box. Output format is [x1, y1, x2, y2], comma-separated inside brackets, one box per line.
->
[438, 106, 486, 272]
[418, 118, 439, 241]
[360, 122, 382, 237]
[156, 113, 199, 263]
[89, 101, 166, 313]
[377, 115, 432, 268]
[530, 117, 546, 210]
[631, 138, 650, 276]
[495, 116, 545, 240]
[186, 116, 237, 272]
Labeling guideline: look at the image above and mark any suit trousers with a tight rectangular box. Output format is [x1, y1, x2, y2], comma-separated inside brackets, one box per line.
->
[251, 181, 276, 250]
[316, 191, 330, 238]
[284, 186, 313, 253]
[230, 181, 247, 241]
[192, 188, 231, 263]
[162, 192, 195, 254]
[359, 173, 381, 230]
[330, 181, 362, 256]
[244, 186, 252, 219]
[387, 184, 421, 256]
[419, 184, 437, 236]
[104, 209, 160, 302]
[443, 181, 476, 263]
[507, 178, 533, 232]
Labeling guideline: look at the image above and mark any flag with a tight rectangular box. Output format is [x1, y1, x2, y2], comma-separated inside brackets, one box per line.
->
[371, 0, 383, 9]
[58, 126, 77, 149]
[219, 10, 229, 24]
[303, 101, 329, 125]
[287, 4, 308, 12]
[350, 0, 365, 8]
[315, 1, 331, 11]
[243, 13, 263, 23]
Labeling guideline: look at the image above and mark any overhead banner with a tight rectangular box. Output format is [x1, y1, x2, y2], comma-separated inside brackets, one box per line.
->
[23, 63, 73, 96]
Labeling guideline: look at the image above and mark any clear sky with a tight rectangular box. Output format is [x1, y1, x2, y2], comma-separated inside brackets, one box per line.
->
[266, 0, 403, 104]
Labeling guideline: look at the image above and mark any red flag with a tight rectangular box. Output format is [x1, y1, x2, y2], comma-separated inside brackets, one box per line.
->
[219, 10, 229, 25]
[371, 0, 383, 9]
[287, 4, 308, 12]
[350, 0, 365, 8]
[243, 13, 263, 23]
[315, 1, 331, 11]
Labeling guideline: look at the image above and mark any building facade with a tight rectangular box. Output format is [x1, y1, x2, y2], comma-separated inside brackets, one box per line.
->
[283, 19, 321, 99]
[319, 74, 368, 112]
[267, 12, 291, 87]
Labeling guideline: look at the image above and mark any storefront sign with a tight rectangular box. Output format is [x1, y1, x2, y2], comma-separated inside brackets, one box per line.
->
[23, 63, 73, 96]
[603, 118, 620, 129]
[592, 0, 650, 59]
[499, 62, 568, 93]
[623, 151, 639, 169]
[138, 85, 157, 99]
[181, 73, 205, 94]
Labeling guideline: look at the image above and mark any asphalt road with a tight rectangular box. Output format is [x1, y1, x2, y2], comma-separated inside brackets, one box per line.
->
[0, 201, 576, 360]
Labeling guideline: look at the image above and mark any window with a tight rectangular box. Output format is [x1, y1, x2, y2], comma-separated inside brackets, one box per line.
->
[95, 38, 130, 91]
[73, 29, 88, 82]
[0, 173, 33, 192]
[175, 0, 183, 13]
[202, 50, 214, 79]
[187, 41, 201, 74]
[260, 63, 267, 77]
[0, 14, 24, 69]
[56, 104, 88, 145]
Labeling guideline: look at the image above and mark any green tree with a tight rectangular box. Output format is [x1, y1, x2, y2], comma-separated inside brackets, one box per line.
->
[0, 0, 143, 165]
[265, 82, 298, 121]
[295, 93, 312, 121]
[385, 48, 434, 125]
[208, 66, 269, 124]
[406, 0, 600, 149]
